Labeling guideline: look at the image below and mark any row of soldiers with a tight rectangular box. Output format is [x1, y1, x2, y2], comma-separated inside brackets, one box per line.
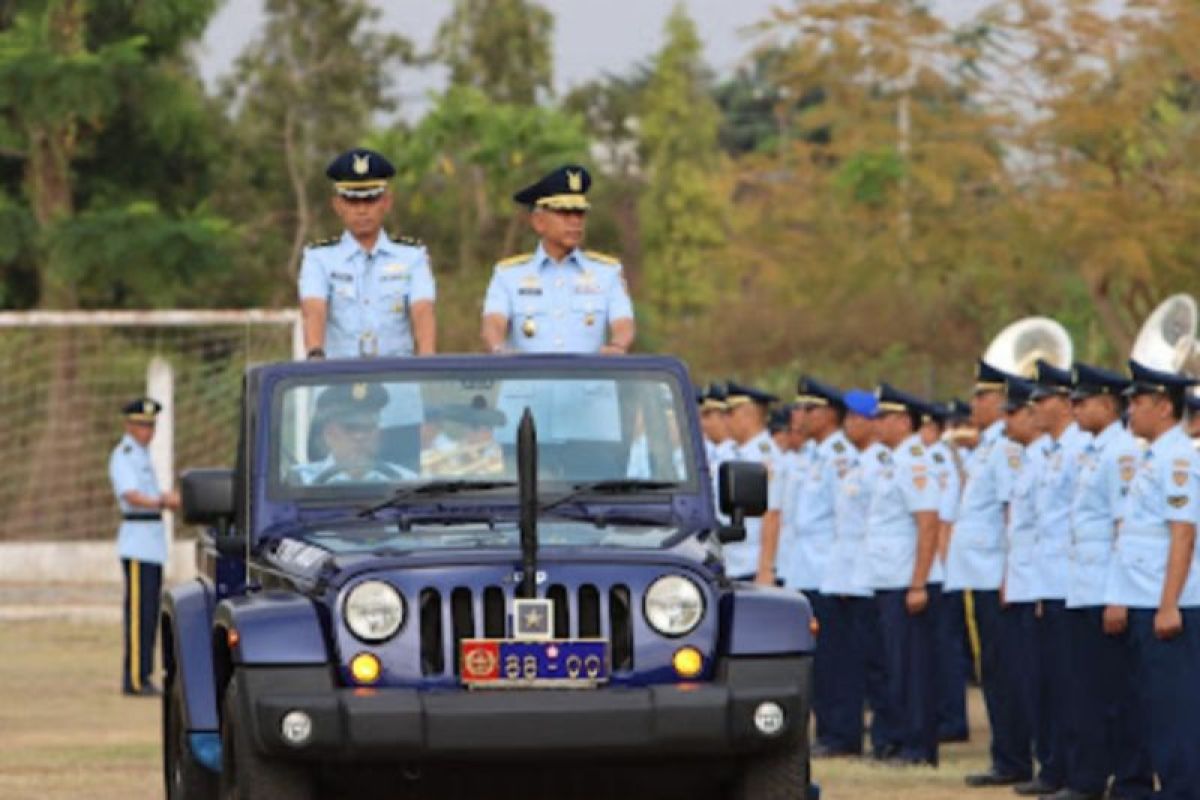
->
[697, 357, 1200, 800]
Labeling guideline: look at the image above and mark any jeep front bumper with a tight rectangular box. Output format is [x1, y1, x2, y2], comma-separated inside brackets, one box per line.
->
[231, 656, 811, 761]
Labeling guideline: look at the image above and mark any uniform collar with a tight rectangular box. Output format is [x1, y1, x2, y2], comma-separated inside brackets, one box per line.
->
[121, 432, 146, 451]
[983, 418, 1005, 444]
[534, 242, 583, 271]
[340, 229, 399, 261]
[818, 429, 847, 455]
[897, 432, 923, 453]
[1092, 419, 1124, 451]
[1148, 423, 1188, 457]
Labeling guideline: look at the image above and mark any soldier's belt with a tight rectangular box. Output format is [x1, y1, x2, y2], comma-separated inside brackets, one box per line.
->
[122, 511, 163, 521]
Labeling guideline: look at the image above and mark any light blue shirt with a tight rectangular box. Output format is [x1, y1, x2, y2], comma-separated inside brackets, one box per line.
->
[932, 440, 962, 525]
[1068, 420, 1137, 608]
[109, 434, 167, 565]
[483, 244, 633, 353]
[1004, 436, 1048, 603]
[298, 231, 436, 358]
[705, 438, 736, 524]
[722, 430, 783, 579]
[782, 430, 853, 590]
[777, 439, 815, 572]
[944, 420, 1022, 591]
[862, 434, 939, 590]
[825, 441, 886, 597]
[1105, 424, 1200, 608]
[1033, 423, 1091, 600]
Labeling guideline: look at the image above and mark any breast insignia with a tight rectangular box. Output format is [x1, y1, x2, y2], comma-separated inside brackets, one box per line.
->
[392, 233, 424, 248]
[497, 253, 532, 269]
[909, 445, 924, 456]
[584, 250, 620, 266]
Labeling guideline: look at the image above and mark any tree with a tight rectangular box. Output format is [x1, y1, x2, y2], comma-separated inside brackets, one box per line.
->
[638, 4, 728, 344]
[217, 0, 412, 302]
[432, 0, 554, 106]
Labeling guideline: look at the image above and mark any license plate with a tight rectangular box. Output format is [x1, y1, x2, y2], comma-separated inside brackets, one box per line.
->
[460, 639, 609, 688]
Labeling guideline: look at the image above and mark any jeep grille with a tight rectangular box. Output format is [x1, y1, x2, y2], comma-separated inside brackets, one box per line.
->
[419, 582, 634, 677]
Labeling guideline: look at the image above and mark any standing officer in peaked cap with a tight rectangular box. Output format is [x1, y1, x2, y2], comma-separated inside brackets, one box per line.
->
[862, 383, 942, 766]
[298, 147, 436, 469]
[299, 147, 436, 360]
[481, 165, 635, 355]
[720, 382, 783, 583]
[109, 397, 180, 696]
[1102, 360, 1200, 799]
[1056, 364, 1153, 800]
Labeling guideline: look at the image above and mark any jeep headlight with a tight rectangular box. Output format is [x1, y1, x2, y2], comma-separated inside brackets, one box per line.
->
[644, 575, 704, 637]
[343, 580, 404, 643]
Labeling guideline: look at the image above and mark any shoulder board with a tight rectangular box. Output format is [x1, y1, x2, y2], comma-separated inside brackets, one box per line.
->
[391, 233, 424, 248]
[306, 234, 340, 249]
[496, 253, 532, 268]
[832, 440, 846, 453]
[584, 250, 621, 266]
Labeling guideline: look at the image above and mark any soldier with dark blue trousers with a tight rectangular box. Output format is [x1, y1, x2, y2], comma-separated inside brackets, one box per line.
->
[1102, 360, 1200, 800]
[1048, 363, 1153, 800]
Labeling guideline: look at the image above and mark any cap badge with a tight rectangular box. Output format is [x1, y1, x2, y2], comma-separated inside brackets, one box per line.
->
[352, 383, 367, 400]
[142, 400, 154, 415]
[567, 169, 583, 192]
[353, 154, 370, 176]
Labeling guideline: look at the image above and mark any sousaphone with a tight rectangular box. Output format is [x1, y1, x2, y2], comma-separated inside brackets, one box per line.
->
[983, 317, 1073, 378]
[1131, 294, 1200, 376]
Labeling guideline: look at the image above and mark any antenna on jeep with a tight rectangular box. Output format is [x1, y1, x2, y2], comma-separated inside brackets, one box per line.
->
[517, 408, 539, 599]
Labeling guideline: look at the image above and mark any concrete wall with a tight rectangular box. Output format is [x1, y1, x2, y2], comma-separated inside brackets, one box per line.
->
[0, 540, 198, 584]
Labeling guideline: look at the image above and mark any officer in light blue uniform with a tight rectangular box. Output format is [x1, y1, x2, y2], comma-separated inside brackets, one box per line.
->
[298, 148, 435, 469]
[776, 397, 814, 583]
[1058, 363, 1153, 800]
[697, 383, 734, 522]
[481, 165, 634, 355]
[1103, 360, 1200, 800]
[995, 377, 1047, 792]
[952, 360, 1029, 789]
[290, 383, 417, 485]
[723, 383, 783, 581]
[821, 389, 889, 757]
[863, 383, 942, 766]
[109, 398, 179, 696]
[1018, 361, 1093, 796]
[782, 378, 852, 755]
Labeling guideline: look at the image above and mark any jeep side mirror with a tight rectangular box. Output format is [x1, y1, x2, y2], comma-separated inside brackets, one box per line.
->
[180, 469, 243, 555]
[716, 461, 768, 544]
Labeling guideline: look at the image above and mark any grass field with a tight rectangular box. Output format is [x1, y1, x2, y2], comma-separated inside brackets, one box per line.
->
[0, 590, 1006, 800]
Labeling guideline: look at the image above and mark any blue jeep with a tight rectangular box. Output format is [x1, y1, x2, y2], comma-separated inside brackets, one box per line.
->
[161, 354, 815, 800]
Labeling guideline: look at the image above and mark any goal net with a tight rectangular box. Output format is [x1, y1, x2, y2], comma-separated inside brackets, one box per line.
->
[0, 310, 300, 543]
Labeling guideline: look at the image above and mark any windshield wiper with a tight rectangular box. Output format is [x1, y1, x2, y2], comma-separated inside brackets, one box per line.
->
[541, 479, 680, 513]
[357, 479, 517, 518]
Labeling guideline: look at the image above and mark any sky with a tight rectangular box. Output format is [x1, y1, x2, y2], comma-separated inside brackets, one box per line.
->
[196, 0, 991, 116]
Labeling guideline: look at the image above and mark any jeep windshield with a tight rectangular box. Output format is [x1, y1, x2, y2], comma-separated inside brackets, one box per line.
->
[268, 367, 697, 503]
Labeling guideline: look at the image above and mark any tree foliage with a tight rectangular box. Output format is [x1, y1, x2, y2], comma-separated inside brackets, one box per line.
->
[432, 0, 554, 105]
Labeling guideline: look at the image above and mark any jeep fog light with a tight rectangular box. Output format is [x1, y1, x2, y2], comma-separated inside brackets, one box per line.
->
[350, 652, 382, 685]
[644, 575, 704, 637]
[344, 580, 405, 643]
[672, 646, 703, 679]
[753, 702, 785, 736]
[280, 710, 313, 746]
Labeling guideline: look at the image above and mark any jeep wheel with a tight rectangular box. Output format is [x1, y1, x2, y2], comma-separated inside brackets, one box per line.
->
[163, 671, 218, 800]
[219, 673, 315, 800]
[728, 735, 811, 800]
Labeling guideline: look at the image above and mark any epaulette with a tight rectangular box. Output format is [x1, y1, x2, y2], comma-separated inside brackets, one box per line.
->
[391, 233, 424, 248]
[122, 444, 132, 454]
[584, 250, 621, 266]
[496, 253, 532, 268]
[307, 234, 340, 249]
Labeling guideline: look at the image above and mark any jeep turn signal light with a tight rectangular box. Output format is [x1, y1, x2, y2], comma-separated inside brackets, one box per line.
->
[672, 646, 703, 679]
[350, 653, 381, 685]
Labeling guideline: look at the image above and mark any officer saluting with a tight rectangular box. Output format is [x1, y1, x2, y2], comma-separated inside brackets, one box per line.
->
[1102, 360, 1200, 797]
[481, 165, 634, 354]
[109, 398, 179, 696]
[299, 148, 436, 360]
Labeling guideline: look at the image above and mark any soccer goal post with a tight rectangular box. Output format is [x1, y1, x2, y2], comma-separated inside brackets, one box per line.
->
[0, 309, 301, 548]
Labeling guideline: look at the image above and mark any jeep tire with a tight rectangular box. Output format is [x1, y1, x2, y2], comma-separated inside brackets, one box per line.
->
[163, 671, 218, 800]
[219, 672, 315, 800]
[729, 734, 811, 800]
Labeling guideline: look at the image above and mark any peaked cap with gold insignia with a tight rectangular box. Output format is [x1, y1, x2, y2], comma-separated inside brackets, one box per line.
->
[122, 397, 163, 424]
[512, 164, 592, 211]
[326, 148, 395, 199]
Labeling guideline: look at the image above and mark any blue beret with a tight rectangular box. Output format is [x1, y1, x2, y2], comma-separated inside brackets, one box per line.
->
[843, 389, 878, 419]
[325, 148, 395, 198]
[513, 164, 591, 210]
[122, 397, 162, 422]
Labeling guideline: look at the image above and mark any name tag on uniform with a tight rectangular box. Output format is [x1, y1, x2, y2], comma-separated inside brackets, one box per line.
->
[330, 271, 353, 282]
[518, 287, 543, 296]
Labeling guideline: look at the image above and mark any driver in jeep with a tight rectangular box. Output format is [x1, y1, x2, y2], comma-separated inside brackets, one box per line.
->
[292, 382, 417, 485]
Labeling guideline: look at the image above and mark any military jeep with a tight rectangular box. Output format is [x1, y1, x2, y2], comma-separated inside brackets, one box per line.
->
[161, 354, 816, 800]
